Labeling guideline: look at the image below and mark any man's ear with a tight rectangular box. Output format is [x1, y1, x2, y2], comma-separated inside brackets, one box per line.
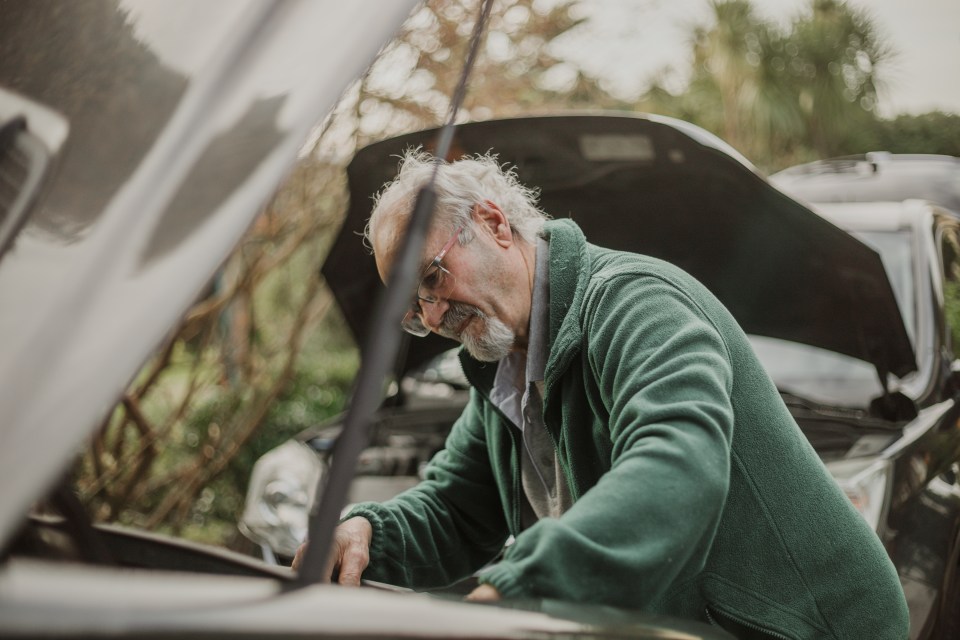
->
[473, 201, 512, 247]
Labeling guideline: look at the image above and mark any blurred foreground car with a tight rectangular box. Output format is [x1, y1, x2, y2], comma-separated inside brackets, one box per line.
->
[0, 2, 733, 640]
[244, 121, 960, 639]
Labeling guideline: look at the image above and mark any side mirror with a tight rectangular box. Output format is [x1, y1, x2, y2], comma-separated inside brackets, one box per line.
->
[869, 390, 918, 422]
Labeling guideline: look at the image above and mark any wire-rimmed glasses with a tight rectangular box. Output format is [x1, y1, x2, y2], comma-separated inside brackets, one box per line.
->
[400, 226, 463, 336]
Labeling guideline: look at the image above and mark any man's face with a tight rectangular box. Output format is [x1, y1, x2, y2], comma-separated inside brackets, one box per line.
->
[373, 210, 521, 362]
[434, 279, 516, 363]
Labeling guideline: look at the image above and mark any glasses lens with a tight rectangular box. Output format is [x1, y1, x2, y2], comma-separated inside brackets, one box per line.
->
[401, 229, 459, 338]
[401, 308, 430, 337]
[417, 264, 448, 302]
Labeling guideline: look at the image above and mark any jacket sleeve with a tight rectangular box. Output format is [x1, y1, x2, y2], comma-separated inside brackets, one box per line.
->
[480, 273, 735, 609]
[345, 389, 511, 589]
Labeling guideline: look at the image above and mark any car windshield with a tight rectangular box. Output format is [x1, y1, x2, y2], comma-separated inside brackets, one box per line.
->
[750, 229, 915, 407]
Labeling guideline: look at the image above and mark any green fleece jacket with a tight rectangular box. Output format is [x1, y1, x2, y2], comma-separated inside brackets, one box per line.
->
[348, 219, 909, 639]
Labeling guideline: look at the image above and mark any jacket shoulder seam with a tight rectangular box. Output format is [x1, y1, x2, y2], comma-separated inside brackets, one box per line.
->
[727, 449, 838, 637]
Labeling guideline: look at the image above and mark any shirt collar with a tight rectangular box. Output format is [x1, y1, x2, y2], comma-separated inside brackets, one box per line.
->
[526, 235, 550, 383]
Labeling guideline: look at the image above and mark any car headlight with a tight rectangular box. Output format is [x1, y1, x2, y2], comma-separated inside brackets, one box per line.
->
[239, 440, 325, 558]
[824, 457, 892, 532]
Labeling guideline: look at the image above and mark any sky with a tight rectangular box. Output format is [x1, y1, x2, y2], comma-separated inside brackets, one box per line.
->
[551, 0, 960, 117]
[117, 0, 959, 119]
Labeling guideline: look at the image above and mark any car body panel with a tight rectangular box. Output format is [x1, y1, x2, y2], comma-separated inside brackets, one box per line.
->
[3, 515, 731, 639]
[0, 557, 731, 639]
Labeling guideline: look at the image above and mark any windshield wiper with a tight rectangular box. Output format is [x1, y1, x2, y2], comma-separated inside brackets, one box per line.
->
[779, 391, 904, 430]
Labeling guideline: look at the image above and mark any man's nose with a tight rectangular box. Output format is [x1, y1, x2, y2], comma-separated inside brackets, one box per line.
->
[420, 298, 449, 333]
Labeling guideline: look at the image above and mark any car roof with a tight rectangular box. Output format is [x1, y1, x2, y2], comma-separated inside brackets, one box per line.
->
[772, 153, 960, 213]
[813, 200, 927, 232]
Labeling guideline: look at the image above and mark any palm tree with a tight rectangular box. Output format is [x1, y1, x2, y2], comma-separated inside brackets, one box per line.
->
[689, 0, 764, 153]
[784, 0, 892, 157]
[641, 0, 892, 169]
[679, 0, 806, 165]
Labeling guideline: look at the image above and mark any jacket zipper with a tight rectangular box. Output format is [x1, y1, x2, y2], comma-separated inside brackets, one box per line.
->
[705, 606, 793, 640]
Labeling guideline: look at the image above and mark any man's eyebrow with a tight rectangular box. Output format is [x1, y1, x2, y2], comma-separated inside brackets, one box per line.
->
[417, 244, 443, 276]
[416, 253, 435, 277]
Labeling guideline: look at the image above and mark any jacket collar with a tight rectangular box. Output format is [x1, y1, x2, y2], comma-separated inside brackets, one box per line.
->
[460, 219, 590, 398]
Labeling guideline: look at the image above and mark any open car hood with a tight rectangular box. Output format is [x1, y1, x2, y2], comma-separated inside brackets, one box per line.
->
[324, 113, 916, 380]
[0, 0, 418, 551]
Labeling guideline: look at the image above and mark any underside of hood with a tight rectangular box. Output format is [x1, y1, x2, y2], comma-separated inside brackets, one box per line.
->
[0, 0, 419, 552]
[323, 113, 916, 380]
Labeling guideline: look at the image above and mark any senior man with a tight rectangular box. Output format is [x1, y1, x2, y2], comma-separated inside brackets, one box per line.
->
[302, 150, 909, 639]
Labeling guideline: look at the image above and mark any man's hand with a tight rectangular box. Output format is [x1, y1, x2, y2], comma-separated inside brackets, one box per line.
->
[465, 583, 501, 602]
[291, 516, 373, 586]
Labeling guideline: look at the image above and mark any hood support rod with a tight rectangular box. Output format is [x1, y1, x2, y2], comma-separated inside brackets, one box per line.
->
[295, 0, 493, 587]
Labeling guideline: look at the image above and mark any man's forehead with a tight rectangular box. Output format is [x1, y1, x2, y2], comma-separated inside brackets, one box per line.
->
[372, 213, 437, 282]
[371, 221, 399, 282]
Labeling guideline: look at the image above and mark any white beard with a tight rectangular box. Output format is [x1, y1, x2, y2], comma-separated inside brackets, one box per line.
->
[461, 314, 515, 362]
[439, 301, 515, 362]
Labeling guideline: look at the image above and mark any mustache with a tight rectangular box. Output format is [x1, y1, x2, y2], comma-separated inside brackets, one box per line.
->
[438, 301, 484, 339]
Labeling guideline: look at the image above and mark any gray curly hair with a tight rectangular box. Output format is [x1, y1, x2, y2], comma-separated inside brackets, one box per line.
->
[364, 149, 549, 254]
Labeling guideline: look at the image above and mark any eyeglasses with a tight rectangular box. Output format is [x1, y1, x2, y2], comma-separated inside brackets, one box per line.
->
[401, 226, 463, 336]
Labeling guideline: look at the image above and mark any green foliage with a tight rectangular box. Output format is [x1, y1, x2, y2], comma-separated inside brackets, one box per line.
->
[339, 0, 617, 152]
[945, 280, 960, 355]
[642, 0, 898, 171]
[866, 112, 960, 157]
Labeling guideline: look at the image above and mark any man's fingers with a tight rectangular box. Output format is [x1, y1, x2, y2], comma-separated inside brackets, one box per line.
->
[312, 517, 373, 586]
[294, 517, 373, 585]
[291, 542, 308, 571]
[336, 540, 370, 586]
[465, 583, 501, 602]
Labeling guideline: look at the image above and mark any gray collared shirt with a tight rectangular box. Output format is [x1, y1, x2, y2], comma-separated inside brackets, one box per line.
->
[489, 237, 573, 528]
